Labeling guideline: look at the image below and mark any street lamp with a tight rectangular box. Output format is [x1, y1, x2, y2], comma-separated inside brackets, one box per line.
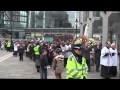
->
[75, 19, 78, 39]
[10, 11, 13, 44]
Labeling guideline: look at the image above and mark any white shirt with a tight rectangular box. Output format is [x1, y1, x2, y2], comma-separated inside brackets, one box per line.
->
[14, 44, 18, 51]
[109, 48, 118, 66]
[100, 47, 113, 66]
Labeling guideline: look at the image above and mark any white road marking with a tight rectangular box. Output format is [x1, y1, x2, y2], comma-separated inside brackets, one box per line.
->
[0, 53, 13, 63]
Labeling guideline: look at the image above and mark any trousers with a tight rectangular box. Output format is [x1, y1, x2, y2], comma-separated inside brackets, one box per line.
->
[40, 67, 47, 79]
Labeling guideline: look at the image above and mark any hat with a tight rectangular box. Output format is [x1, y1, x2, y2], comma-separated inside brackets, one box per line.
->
[73, 44, 83, 50]
[54, 48, 62, 53]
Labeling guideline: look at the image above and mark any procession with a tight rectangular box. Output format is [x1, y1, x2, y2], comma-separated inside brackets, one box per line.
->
[0, 11, 120, 79]
[0, 33, 119, 79]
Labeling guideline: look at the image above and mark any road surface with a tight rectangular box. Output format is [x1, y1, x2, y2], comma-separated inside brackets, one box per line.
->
[0, 50, 119, 79]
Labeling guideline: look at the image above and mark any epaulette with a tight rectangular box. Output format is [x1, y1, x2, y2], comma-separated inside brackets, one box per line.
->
[69, 55, 73, 61]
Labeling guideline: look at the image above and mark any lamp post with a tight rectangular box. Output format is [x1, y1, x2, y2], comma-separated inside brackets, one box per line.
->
[10, 11, 13, 44]
[75, 19, 78, 39]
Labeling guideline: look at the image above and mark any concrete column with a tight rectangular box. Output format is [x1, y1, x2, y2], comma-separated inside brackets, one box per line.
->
[89, 11, 93, 19]
[102, 16, 109, 47]
[80, 24, 83, 36]
[116, 34, 118, 49]
[80, 11, 84, 37]
[43, 11, 45, 28]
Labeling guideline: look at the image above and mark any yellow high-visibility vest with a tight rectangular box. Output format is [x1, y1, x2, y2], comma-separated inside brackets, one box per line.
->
[7, 42, 11, 48]
[34, 45, 40, 55]
[66, 54, 88, 79]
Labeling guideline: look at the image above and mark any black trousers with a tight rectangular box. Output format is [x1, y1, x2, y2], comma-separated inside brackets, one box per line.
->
[86, 59, 90, 71]
[26, 52, 29, 57]
[40, 67, 47, 79]
[48, 58, 52, 66]
[35, 55, 40, 72]
[109, 66, 117, 77]
[13, 51, 17, 56]
[7, 47, 10, 52]
[19, 53, 23, 61]
[64, 58, 68, 67]
[95, 57, 100, 72]
[101, 65, 110, 79]
[29, 52, 33, 60]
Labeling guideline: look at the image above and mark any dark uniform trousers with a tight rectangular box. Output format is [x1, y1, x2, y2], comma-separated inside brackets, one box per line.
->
[19, 53, 23, 61]
[35, 55, 40, 72]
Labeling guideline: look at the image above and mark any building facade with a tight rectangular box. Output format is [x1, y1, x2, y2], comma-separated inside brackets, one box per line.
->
[1, 11, 120, 50]
[79, 11, 120, 49]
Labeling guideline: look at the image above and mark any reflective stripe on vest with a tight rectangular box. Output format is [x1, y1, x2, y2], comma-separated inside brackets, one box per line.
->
[66, 68, 76, 75]
[66, 54, 88, 79]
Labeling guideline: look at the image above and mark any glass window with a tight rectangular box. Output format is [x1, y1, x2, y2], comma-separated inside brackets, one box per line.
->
[34, 11, 80, 28]
[93, 11, 100, 17]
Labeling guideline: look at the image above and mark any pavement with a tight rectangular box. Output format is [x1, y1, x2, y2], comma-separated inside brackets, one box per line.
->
[0, 50, 119, 79]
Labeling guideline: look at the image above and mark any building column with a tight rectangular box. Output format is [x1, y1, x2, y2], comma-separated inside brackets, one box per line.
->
[43, 11, 45, 28]
[80, 24, 83, 37]
[80, 11, 84, 37]
[102, 16, 109, 47]
[116, 34, 118, 49]
[28, 11, 31, 28]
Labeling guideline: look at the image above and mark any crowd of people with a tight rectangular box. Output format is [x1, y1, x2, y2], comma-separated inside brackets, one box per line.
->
[0, 38, 119, 79]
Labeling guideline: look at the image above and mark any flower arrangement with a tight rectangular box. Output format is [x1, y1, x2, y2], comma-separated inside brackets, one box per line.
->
[87, 38, 96, 47]
[74, 35, 96, 47]
[74, 35, 87, 45]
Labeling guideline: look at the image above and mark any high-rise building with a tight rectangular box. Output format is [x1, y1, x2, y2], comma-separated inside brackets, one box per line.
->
[0, 11, 29, 29]
[32, 11, 80, 28]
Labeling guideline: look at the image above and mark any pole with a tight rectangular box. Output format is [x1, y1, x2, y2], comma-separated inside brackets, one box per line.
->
[25, 29, 26, 39]
[76, 24, 77, 39]
[10, 11, 13, 44]
[43, 11, 45, 28]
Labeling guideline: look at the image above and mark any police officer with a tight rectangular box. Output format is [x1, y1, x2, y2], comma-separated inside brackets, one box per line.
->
[66, 44, 88, 79]
[7, 41, 11, 52]
[33, 42, 41, 72]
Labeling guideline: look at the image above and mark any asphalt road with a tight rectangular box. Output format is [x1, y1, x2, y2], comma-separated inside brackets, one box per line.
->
[0, 50, 119, 79]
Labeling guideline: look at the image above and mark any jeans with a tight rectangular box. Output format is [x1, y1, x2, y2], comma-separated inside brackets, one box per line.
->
[40, 67, 47, 79]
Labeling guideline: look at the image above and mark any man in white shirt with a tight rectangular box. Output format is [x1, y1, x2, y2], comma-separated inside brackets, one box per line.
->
[109, 43, 118, 77]
[13, 42, 19, 56]
[100, 41, 112, 79]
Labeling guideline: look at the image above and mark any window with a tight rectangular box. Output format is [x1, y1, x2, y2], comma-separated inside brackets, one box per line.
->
[93, 11, 100, 17]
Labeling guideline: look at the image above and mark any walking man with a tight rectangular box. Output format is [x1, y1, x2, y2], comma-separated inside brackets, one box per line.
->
[39, 49, 48, 79]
